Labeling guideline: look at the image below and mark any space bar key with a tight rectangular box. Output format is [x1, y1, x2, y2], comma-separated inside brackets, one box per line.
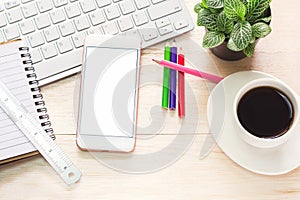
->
[35, 48, 82, 82]
[147, 0, 182, 21]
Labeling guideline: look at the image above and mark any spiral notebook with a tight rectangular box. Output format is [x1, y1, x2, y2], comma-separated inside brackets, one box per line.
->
[0, 40, 54, 164]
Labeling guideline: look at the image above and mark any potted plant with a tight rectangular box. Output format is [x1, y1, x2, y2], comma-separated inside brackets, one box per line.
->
[194, 0, 272, 61]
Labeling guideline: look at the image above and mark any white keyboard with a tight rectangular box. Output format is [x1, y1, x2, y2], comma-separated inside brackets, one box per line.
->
[0, 0, 194, 85]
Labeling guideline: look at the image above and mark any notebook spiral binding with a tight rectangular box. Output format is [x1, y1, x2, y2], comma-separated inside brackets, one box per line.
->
[19, 47, 55, 140]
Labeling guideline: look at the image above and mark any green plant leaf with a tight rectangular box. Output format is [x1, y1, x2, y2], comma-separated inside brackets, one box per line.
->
[243, 42, 255, 57]
[252, 22, 271, 38]
[250, 36, 255, 43]
[209, 8, 223, 14]
[227, 38, 243, 51]
[201, 14, 219, 31]
[254, 16, 272, 23]
[207, 0, 224, 8]
[240, 0, 248, 5]
[224, 0, 246, 21]
[202, 0, 209, 8]
[231, 21, 252, 49]
[194, 3, 203, 13]
[246, 0, 271, 23]
[203, 31, 225, 48]
[217, 11, 234, 34]
[197, 8, 212, 26]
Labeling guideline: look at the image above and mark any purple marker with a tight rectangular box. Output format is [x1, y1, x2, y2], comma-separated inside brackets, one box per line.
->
[169, 42, 177, 110]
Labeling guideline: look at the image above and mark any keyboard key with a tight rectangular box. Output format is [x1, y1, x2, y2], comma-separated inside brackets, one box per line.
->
[44, 27, 60, 42]
[41, 43, 58, 59]
[57, 38, 73, 53]
[36, 48, 82, 82]
[147, 0, 181, 20]
[36, 0, 53, 13]
[4, 0, 20, 9]
[6, 8, 23, 24]
[158, 24, 172, 35]
[119, 0, 135, 15]
[140, 28, 158, 41]
[86, 27, 102, 35]
[155, 18, 170, 28]
[0, 3, 4, 11]
[59, 21, 75, 36]
[118, 16, 133, 32]
[0, 31, 5, 43]
[134, 0, 150, 10]
[132, 11, 148, 26]
[28, 32, 45, 47]
[52, 0, 68, 8]
[3, 25, 20, 40]
[50, 9, 66, 24]
[104, 5, 120, 21]
[19, 20, 35, 35]
[151, 0, 165, 4]
[174, 19, 189, 30]
[120, 29, 141, 41]
[74, 15, 90, 31]
[89, 10, 105, 26]
[21, 2, 38, 18]
[22, 0, 34, 3]
[65, 3, 81, 18]
[102, 22, 118, 35]
[30, 49, 43, 64]
[79, 0, 96, 13]
[95, 0, 111, 8]
[0, 14, 7, 27]
[35, 14, 51, 29]
[72, 32, 85, 48]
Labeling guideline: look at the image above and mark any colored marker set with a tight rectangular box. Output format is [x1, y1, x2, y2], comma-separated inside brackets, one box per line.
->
[161, 41, 185, 118]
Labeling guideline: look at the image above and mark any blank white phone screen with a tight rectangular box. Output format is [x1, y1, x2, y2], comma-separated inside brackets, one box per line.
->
[79, 46, 139, 138]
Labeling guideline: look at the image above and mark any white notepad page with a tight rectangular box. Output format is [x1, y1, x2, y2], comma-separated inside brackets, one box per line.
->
[0, 41, 39, 161]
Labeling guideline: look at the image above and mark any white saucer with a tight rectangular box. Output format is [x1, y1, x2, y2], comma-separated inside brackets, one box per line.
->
[207, 71, 300, 175]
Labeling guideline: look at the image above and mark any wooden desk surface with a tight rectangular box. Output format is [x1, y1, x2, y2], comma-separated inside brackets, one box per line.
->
[2, 0, 300, 199]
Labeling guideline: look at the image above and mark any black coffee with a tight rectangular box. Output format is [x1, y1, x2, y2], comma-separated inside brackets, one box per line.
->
[237, 86, 294, 138]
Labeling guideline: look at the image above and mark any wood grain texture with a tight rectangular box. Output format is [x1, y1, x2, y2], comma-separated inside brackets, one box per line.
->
[2, 0, 300, 199]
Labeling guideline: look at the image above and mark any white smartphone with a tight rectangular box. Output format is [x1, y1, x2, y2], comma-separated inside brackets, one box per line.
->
[76, 34, 141, 152]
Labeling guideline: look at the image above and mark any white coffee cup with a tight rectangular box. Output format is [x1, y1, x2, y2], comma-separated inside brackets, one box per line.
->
[233, 78, 300, 149]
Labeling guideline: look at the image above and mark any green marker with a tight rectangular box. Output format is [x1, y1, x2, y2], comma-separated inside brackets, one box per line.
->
[162, 43, 171, 109]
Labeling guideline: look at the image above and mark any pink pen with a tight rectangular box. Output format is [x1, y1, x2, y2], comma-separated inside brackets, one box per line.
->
[152, 59, 223, 83]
